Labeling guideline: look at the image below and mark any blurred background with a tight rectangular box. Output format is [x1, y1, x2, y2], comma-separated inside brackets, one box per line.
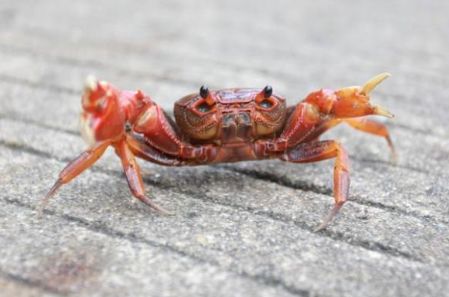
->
[0, 1, 448, 296]
[0, 0, 448, 133]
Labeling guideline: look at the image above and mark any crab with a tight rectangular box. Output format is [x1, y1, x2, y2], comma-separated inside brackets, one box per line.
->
[42, 73, 395, 231]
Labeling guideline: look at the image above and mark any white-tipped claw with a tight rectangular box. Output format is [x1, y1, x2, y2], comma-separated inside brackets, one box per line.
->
[361, 72, 391, 95]
[85, 75, 98, 92]
[374, 105, 394, 118]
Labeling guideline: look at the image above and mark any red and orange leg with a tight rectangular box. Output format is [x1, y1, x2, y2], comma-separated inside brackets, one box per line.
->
[126, 133, 185, 166]
[41, 138, 174, 214]
[301, 117, 396, 161]
[344, 118, 396, 161]
[39, 140, 111, 214]
[281, 140, 350, 231]
[114, 141, 172, 214]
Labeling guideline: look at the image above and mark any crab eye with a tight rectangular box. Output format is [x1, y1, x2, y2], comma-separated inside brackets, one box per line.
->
[263, 85, 273, 98]
[259, 100, 273, 109]
[256, 85, 275, 109]
[196, 102, 211, 113]
[200, 85, 209, 99]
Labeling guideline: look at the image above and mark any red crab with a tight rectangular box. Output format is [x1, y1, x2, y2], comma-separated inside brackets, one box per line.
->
[42, 73, 395, 230]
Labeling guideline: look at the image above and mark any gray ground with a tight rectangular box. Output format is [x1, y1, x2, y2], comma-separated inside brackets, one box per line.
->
[0, 1, 448, 296]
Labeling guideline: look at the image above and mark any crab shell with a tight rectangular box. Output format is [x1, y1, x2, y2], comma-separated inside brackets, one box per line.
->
[174, 88, 287, 145]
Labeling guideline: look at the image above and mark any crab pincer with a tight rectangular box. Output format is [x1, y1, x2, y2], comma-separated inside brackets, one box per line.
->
[298, 72, 394, 230]
[40, 76, 172, 215]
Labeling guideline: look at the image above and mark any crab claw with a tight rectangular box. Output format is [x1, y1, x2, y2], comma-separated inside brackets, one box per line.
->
[84, 74, 98, 92]
[83, 75, 109, 104]
[328, 73, 393, 118]
[80, 76, 124, 146]
[362, 73, 394, 118]
[360, 72, 391, 96]
[373, 105, 394, 118]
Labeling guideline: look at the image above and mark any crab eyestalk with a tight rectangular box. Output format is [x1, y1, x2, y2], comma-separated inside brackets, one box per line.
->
[199, 85, 216, 106]
[255, 85, 274, 104]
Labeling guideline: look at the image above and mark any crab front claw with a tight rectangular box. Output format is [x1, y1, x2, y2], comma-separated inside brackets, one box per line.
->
[41, 76, 174, 216]
[332, 72, 393, 118]
[360, 72, 391, 95]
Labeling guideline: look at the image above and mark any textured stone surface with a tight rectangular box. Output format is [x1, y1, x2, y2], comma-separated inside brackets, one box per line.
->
[1, 1, 448, 296]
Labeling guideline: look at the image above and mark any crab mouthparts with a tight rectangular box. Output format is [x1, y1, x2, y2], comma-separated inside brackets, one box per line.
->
[221, 112, 252, 142]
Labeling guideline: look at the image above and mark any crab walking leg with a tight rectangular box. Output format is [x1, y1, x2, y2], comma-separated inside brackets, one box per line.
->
[281, 140, 350, 231]
[40, 141, 112, 213]
[301, 118, 396, 160]
[114, 141, 172, 214]
[126, 133, 184, 166]
[344, 118, 396, 161]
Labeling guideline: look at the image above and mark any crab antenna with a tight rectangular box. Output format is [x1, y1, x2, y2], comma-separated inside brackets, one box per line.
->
[360, 72, 391, 95]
